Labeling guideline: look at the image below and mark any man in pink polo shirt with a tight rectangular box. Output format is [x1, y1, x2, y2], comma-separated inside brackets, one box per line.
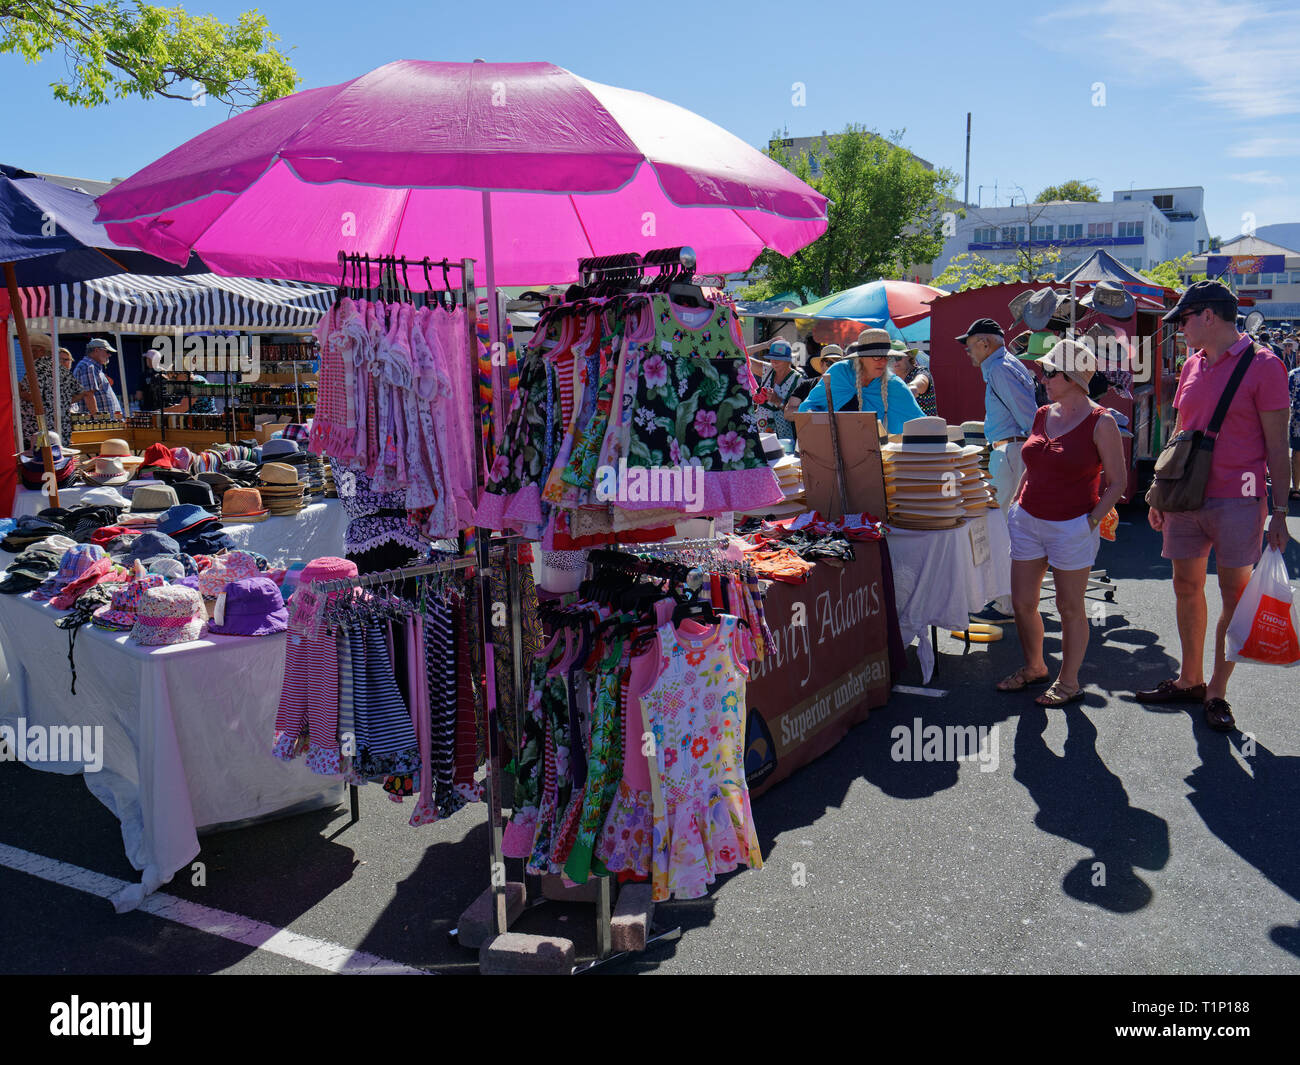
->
[1138, 281, 1291, 731]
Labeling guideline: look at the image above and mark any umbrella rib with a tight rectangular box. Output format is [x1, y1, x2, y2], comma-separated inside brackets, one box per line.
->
[568, 195, 597, 263]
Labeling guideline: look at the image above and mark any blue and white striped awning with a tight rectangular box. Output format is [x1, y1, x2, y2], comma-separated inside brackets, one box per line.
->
[18, 272, 332, 333]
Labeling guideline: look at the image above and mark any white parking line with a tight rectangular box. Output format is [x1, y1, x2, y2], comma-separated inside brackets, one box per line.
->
[0, 843, 428, 974]
[892, 685, 949, 698]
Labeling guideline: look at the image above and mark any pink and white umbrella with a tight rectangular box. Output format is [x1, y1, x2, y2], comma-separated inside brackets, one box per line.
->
[95, 60, 828, 285]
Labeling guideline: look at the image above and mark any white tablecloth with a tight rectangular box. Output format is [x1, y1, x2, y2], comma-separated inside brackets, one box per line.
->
[0, 592, 341, 911]
[885, 509, 1013, 682]
[10, 488, 347, 566]
[224, 500, 347, 565]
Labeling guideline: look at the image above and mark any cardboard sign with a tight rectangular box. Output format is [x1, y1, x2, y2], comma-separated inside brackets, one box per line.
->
[790, 410, 888, 521]
[968, 515, 991, 567]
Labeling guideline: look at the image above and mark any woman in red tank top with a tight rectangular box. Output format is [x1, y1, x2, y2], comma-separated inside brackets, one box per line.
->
[996, 340, 1127, 705]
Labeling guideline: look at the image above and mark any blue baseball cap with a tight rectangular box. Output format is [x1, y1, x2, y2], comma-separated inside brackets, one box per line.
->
[768, 339, 793, 360]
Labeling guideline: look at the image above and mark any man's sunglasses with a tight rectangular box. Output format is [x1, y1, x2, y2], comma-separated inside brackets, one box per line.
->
[1173, 308, 1206, 327]
[1041, 368, 1062, 380]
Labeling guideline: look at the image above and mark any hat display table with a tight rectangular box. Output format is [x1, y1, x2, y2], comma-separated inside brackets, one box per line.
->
[885, 507, 1012, 682]
[0, 589, 342, 911]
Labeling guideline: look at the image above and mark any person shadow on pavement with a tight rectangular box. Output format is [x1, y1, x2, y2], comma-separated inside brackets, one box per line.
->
[1014, 705, 1170, 913]
[1183, 721, 1300, 960]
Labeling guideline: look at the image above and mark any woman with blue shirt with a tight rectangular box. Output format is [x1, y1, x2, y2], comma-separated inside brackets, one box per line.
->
[798, 327, 926, 433]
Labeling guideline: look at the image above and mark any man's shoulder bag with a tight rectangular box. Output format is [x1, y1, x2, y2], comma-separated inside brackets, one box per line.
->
[1145, 343, 1259, 513]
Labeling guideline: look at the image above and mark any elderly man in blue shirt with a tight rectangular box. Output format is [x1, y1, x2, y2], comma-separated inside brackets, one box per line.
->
[960, 317, 1039, 620]
[798, 327, 925, 433]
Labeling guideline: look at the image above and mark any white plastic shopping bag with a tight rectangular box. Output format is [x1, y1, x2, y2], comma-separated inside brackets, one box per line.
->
[1226, 546, 1300, 666]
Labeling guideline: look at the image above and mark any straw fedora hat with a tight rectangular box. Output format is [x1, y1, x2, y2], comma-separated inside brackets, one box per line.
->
[81, 454, 134, 486]
[845, 327, 893, 358]
[221, 487, 269, 521]
[883, 417, 982, 458]
[96, 438, 144, 468]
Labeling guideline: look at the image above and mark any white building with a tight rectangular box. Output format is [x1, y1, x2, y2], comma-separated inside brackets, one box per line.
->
[932, 186, 1212, 280]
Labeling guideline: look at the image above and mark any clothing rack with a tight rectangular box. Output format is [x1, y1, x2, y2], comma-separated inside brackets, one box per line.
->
[309, 555, 477, 596]
[334, 251, 470, 306]
[616, 536, 731, 555]
[307, 553, 479, 827]
[575, 246, 697, 287]
[326, 248, 516, 943]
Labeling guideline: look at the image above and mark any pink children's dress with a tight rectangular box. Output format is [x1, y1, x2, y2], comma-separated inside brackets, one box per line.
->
[634, 613, 763, 901]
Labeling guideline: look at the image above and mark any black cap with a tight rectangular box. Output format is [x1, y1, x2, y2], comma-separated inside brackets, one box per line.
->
[956, 318, 1004, 343]
[1162, 279, 1237, 323]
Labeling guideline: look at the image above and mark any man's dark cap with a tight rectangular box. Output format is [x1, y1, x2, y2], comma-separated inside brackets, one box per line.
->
[1162, 280, 1238, 323]
[956, 318, 1004, 343]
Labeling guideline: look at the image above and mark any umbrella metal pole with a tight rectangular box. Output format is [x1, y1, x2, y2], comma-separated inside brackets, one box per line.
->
[4, 263, 59, 506]
[480, 191, 504, 441]
[462, 253, 508, 938]
[114, 331, 128, 421]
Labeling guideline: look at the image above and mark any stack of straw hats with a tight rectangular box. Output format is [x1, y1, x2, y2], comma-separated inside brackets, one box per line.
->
[961, 421, 992, 472]
[256, 462, 306, 516]
[881, 417, 983, 529]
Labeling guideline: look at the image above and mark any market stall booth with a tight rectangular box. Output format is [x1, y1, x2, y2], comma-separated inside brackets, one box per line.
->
[927, 256, 1176, 502]
[5, 270, 330, 459]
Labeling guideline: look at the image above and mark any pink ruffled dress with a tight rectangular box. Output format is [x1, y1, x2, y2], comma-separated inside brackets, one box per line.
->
[599, 609, 761, 899]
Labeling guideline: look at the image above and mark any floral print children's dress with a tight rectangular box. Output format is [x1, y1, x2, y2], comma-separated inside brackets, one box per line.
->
[636, 614, 762, 901]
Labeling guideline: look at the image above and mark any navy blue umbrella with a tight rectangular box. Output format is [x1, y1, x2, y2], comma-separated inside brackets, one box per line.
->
[1, 164, 205, 284]
[1, 164, 202, 503]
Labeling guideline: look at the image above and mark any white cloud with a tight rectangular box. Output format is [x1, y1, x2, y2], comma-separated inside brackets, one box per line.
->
[1230, 170, 1286, 185]
[1227, 136, 1300, 157]
[1039, 0, 1300, 120]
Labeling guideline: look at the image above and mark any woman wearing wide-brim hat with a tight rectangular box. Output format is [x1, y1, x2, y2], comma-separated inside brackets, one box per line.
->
[999, 339, 1127, 706]
[797, 328, 926, 433]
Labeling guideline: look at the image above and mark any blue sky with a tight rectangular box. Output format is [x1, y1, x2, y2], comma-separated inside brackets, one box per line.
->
[4, 0, 1298, 248]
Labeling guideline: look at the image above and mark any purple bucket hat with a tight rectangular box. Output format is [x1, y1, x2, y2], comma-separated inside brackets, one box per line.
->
[208, 576, 288, 637]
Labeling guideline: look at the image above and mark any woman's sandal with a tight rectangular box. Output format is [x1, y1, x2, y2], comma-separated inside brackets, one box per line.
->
[996, 666, 1051, 692]
[1035, 681, 1085, 707]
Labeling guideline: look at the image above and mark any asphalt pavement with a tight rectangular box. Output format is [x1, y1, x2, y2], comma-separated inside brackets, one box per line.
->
[2, 500, 1298, 975]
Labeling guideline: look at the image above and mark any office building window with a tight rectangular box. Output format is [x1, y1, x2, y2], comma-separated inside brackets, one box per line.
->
[1058, 223, 1083, 239]
[1117, 221, 1143, 238]
[1000, 226, 1024, 242]
[1029, 225, 1053, 241]
[1087, 222, 1113, 238]
[973, 227, 997, 243]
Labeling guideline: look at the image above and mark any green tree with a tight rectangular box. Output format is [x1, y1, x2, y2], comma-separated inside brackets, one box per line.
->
[933, 247, 1063, 291]
[1034, 180, 1100, 203]
[1144, 253, 1205, 290]
[1, 0, 298, 109]
[739, 125, 958, 304]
